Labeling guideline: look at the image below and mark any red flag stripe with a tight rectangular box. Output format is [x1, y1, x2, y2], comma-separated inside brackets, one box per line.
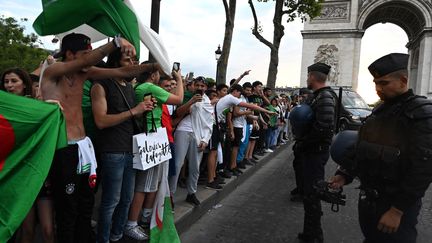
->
[0, 114, 15, 171]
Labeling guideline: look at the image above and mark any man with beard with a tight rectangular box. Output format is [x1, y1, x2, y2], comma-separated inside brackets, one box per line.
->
[91, 49, 155, 243]
[40, 33, 160, 243]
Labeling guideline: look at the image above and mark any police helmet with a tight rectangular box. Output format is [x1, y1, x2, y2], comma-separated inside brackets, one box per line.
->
[330, 130, 358, 166]
[289, 104, 313, 138]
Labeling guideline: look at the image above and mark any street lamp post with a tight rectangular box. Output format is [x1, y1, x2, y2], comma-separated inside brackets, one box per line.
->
[215, 44, 222, 84]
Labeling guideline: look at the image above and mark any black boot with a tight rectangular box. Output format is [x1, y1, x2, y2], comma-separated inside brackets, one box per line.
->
[298, 194, 323, 243]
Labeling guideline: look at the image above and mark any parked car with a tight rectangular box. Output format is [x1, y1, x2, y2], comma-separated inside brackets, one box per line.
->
[333, 87, 372, 131]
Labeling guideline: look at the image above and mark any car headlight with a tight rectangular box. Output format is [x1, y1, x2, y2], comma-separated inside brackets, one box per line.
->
[351, 115, 360, 120]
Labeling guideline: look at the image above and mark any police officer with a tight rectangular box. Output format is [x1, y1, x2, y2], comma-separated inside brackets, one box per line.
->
[330, 53, 432, 243]
[290, 88, 314, 202]
[296, 62, 337, 243]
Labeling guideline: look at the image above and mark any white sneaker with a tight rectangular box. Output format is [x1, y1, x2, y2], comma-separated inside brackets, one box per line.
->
[124, 225, 148, 240]
[264, 148, 274, 153]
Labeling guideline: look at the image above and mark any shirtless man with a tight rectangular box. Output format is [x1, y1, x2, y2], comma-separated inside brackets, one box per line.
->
[40, 33, 160, 243]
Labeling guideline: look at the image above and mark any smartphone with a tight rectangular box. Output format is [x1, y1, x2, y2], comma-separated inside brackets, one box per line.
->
[143, 93, 152, 102]
[188, 72, 194, 80]
[172, 62, 180, 71]
[195, 89, 204, 96]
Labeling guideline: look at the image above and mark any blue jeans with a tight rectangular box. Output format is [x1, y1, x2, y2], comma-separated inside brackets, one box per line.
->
[265, 128, 277, 149]
[97, 152, 136, 243]
[237, 124, 251, 162]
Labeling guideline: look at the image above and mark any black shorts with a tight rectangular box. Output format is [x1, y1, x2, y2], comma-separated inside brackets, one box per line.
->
[209, 124, 221, 151]
[232, 127, 243, 146]
[250, 129, 260, 140]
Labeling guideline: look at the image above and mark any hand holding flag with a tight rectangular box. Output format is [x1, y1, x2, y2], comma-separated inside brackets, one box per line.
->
[33, 0, 172, 75]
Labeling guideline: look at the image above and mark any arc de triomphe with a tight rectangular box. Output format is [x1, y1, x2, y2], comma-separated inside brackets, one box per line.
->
[300, 0, 432, 98]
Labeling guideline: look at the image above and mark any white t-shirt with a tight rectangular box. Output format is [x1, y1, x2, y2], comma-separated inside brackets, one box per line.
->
[233, 95, 247, 128]
[216, 94, 242, 124]
[177, 94, 211, 132]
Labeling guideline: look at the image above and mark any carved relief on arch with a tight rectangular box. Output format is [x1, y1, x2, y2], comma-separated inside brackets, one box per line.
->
[312, 2, 350, 22]
[314, 44, 340, 85]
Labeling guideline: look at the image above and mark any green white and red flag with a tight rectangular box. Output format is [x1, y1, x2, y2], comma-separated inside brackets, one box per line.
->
[32, 0, 171, 74]
[150, 163, 180, 243]
[0, 91, 67, 242]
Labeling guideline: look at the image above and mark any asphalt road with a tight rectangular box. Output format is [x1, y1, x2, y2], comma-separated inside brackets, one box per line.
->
[180, 144, 432, 243]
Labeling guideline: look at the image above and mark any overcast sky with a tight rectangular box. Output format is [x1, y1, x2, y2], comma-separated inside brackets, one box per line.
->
[1, 0, 409, 103]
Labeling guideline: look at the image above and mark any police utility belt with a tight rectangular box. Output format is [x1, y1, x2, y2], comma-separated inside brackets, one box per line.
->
[359, 188, 379, 202]
[356, 140, 403, 202]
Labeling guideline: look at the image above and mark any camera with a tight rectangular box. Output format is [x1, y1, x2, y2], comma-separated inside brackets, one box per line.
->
[313, 180, 346, 212]
[195, 89, 204, 96]
[172, 62, 180, 72]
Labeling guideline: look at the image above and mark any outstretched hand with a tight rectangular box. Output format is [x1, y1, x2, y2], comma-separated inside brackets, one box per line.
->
[119, 37, 136, 57]
[242, 70, 251, 76]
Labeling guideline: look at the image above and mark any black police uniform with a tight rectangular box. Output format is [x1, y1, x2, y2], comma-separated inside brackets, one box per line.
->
[336, 53, 432, 243]
[291, 88, 314, 199]
[296, 82, 337, 242]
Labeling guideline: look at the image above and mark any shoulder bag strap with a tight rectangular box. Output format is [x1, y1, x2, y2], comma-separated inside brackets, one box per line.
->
[112, 80, 144, 133]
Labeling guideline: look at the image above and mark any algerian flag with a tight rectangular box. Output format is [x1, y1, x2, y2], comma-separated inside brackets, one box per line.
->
[33, 0, 171, 75]
[0, 91, 67, 242]
[150, 162, 180, 243]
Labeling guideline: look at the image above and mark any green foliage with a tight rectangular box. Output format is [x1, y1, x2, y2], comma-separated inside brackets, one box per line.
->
[258, 0, 323, 22]
[0, 16, 49, 73]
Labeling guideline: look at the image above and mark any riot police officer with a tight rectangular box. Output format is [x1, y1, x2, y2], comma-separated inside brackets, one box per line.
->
[295, 62, 337, 243]
[330, 53, 432, 243]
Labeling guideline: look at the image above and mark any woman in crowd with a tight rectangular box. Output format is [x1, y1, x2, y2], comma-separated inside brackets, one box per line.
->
[1, 67, 55, 243]
[1, 68, 32, 97]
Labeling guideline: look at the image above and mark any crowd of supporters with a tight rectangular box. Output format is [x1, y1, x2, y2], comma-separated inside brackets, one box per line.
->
[1, 33, 306, 243]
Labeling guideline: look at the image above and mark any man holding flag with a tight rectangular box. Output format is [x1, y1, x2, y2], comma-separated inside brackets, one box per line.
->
[40, 33, 162, 242]
[27, 0, 180, 241]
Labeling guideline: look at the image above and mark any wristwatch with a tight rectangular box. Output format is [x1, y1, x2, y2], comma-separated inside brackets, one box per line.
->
[112, 34, 121, 48]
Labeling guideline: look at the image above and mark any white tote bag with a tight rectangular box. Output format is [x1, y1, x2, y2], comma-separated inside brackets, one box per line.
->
[132, 127, 172, 171]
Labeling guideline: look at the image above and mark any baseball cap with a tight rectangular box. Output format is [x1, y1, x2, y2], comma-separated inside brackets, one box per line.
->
[193, 76, 207, 85]
[53, 33, 92, 59]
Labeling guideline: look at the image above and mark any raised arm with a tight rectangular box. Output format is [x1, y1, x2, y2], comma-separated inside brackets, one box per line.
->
[175, 94, 203, 119]
[87, 62, 158, 81]
[165, 69, 184, 105]
[229, 70, 251, 87]
[238, 102, 275, 115]
[43, 37, 135, 80]
[233, 105, 253, 117]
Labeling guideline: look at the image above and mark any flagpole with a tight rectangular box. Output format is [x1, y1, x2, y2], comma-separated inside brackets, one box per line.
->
[149, 0, 161, 62]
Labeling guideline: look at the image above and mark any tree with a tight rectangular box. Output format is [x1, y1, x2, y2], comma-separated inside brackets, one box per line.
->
[216, 0, 237, 85]
[248, 0, 322, 88]
[0, 16, 49, 73]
